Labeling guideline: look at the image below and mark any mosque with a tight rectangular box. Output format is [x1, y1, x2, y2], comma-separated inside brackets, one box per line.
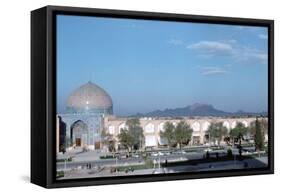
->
[56, 81, 113, 153]
[56, 81, 260, 153]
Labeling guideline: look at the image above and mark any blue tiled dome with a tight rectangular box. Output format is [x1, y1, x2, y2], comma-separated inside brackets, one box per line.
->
[66, 81, 113, 114]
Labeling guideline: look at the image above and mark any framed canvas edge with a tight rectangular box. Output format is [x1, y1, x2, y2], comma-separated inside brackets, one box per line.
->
[31, 5, 274, 188]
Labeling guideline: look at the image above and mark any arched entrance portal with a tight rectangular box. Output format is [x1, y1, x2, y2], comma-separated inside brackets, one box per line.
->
[70, 120, 89, 147]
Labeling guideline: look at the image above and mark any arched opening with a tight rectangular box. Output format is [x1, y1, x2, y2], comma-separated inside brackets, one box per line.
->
[192, 136, 201, 145]
[70, 120, 89, 147]
[108, 125, 115, 135]
[158, 122, 165, 132]
[242, 121, 248, 127]
[145, 123, 154, 133]
[223, 121, 230, 129]
[118, 123, 127, 134]
[202, 121, 210, 132]
[191, 122, 200, 132]
[157, 122, 168, 147]
[231, 121, 237, 129]
[204, 134, 210, 144]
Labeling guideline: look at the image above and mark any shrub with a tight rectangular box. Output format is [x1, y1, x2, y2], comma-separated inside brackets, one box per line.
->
[227, 149, 233, 158]
[206, 151, 210, 159]
[100, 155, 116, 159]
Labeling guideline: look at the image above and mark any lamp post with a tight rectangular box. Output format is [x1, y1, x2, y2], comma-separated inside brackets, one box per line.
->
[233, 139, 236, 166]
[64, 158, 67, 172]
[158, 152, 161, 169]
[209, 132, 211, 147]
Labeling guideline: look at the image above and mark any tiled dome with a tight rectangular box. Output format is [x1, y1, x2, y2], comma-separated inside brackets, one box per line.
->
[66, 81, 113, 114]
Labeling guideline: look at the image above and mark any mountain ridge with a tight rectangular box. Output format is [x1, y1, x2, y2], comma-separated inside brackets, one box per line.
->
[132, 103, 267, 117]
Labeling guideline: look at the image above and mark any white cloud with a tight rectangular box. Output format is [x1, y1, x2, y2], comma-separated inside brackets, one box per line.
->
[235, 47, 268, 64]
[187, 40, 267, 65]
[235, 25, 264, 32]
[200, 66, 228, 75]
[247, 53, 267, 61]
[258, 34, 268, 40]
[187, 41, 233, 56]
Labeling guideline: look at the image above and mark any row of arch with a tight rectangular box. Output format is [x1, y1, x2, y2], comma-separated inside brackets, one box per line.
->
[107, 119, 251, 135]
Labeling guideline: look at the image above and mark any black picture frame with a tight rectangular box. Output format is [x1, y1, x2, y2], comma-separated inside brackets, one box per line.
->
[31, 5, 274, 188]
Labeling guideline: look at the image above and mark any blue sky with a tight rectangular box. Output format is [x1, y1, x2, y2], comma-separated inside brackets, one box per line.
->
[57, 15, 268, 116]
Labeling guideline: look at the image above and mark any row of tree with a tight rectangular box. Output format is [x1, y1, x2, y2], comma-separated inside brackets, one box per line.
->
[207, 118, 267, 151]
[102, 118, 144, 152]
[102, 117, 268, 152]
[159, 121, 192, 148]
[102, 119, 194, 152]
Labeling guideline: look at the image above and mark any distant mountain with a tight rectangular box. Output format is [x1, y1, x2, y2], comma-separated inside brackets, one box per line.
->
[132, 103, 267, 117]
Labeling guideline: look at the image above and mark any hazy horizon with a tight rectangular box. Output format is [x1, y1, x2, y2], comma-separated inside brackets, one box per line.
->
[56, 15, 268, 116]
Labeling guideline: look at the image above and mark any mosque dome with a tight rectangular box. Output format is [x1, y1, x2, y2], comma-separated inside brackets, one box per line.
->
[66, 81, 113, 114]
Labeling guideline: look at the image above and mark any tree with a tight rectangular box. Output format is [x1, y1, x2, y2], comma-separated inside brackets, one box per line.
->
[249, 121, 256, 138]
[101, 129, 116, 152]
[229, 122, 248, 144]
[174, 121, 192, 149]
[117, 118, 144, 151]
[254, 118, 265, 154]
[60, 137, 66, 153]
[160, 122, 176, 148]
[60, 136, 72, 153]
[118, 129, 134, 152]
[230, 122, 248, 158]
[249, 118, 268, 139]
[207, 122, 228, 145]
[223, 136, 231, 145]
[227, 148, 233, 158]
[126, 118, 144, 150]
[260, 118, 268, 137]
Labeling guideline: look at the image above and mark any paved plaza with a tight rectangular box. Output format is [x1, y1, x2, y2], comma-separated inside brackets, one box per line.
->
[57, 145, 268, 180]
